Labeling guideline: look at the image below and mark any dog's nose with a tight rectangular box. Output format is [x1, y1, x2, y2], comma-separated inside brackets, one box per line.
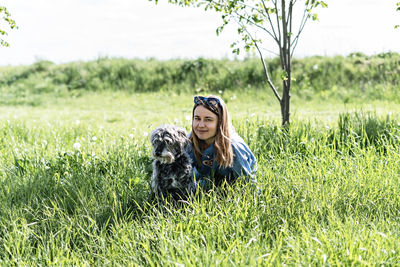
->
[155, 151, 162, 157]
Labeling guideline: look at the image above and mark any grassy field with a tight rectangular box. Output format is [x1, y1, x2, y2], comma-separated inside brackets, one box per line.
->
[1, 56, 400, 265]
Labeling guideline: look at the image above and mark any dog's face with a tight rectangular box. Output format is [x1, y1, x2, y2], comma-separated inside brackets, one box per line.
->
[150, 125, 189, 164]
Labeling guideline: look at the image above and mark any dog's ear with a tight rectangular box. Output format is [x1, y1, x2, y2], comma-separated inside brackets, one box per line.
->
[176, 128, 190, 149]
[177, 128, 188, 139]
[150, 128, 160, 144]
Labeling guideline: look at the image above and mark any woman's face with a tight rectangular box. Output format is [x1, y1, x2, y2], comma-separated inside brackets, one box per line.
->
[193, 105, 218, 145]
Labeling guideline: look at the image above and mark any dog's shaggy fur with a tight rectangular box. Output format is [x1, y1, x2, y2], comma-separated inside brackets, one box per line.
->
[150, 125, 194, 201]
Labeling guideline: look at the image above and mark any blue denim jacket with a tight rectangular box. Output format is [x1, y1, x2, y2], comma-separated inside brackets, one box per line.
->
[187, 133, 257, 189]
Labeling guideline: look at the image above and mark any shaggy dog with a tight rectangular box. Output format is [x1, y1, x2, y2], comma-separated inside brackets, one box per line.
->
[150, 125, 194, 201]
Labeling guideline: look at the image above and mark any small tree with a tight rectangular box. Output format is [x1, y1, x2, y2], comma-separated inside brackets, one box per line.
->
[150, 0, 327, 126]
[0, 6, 17, 47]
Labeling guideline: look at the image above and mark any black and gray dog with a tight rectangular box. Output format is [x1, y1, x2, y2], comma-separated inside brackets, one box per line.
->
[150, 125, 194, 201]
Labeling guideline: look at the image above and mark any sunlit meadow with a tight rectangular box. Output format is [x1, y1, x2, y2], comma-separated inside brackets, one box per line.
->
[0, 55, 399, 265]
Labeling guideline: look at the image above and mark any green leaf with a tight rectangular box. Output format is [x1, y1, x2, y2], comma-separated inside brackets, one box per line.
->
[0, 39, 9, 47]
[266, 7, 276, 14]
[280, 70, 288, 81]
[232, 48, 240, 55]
[320, 1, 328, 8]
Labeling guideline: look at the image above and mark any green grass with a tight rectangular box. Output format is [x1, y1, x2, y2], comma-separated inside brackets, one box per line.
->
[1, 53, 399, 107]
[0, 54, 399, 265]
[0, 88, 400, 265]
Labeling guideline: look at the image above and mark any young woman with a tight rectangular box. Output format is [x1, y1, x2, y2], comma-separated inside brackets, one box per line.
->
[187, 95, 257, 189]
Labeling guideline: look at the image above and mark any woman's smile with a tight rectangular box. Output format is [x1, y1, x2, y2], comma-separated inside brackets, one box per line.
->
[193, 105, 218, 145]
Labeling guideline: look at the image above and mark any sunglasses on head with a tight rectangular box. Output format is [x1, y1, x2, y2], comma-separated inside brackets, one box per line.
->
[194, 96, 222, 108]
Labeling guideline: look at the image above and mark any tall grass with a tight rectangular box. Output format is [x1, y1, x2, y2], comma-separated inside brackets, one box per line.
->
[0, 111, 399, 265]
[1, 52, 399, 106]
[1, 54, 399, 264]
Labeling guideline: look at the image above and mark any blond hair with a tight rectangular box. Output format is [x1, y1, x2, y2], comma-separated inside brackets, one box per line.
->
[190, 95, 234, 168]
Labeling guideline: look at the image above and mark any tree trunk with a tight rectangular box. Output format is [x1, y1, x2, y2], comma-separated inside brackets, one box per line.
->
[280, 78, 291, 127]
[280, 0, 291, 127]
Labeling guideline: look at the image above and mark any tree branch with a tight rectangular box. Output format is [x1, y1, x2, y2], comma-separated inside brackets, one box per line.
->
[274, 0, 282, 46]
[236, 19, 281, 102]
[260, 0, 280, 44]
[290, 3, 311, 55]
[273, 0, 286, 72]
[287, 0, 293, 82]
[255, 41, 282, 103]
[231, 9, 279, 44]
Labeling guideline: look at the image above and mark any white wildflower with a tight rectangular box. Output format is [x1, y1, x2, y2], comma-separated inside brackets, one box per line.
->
[91, 136, 97, 142]
[143, 131, 149, 137]
[185, 115, 191, 121]
[75, 120, 80, 125]
[322, 254, 327, 263]
[313, 64, 318, 70]
[73, 142, 81, 150]
[129, 134, 134, 139]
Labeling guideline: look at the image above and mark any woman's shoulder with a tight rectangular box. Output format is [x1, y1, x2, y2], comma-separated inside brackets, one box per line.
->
[230, 132, 254, 157]
[229, 132, 257, 179]
[230, 132, 249, 149]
